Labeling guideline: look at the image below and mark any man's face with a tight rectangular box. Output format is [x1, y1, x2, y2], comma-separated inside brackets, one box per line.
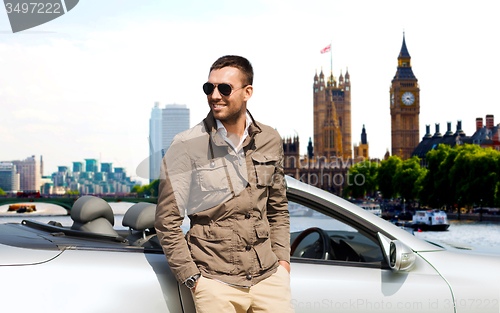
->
[207, 66, 252, 124]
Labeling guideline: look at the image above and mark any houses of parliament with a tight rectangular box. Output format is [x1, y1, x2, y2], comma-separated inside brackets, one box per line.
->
[284, 34, 420, 195]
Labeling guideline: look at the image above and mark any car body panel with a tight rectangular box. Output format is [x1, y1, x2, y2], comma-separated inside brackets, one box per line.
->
[178, 283, 197, 313]
[0, 243, 62, 266]
[418, 250, 500, 313]
[289, 255, 454, 313]
[0, 223, 62, 265]
[0, 248, 182, 313]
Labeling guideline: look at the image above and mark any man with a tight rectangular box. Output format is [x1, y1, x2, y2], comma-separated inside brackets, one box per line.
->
[155, 55, 293, 312]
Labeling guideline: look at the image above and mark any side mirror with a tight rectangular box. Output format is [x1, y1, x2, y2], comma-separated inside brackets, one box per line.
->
[388, 240, 415, 271]
[378, 233, 416, 271]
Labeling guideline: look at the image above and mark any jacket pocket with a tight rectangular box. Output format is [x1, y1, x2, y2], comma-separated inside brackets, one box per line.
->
[195, 159, 230, 192]
[251, 154, 279, 186]
[253, 223, 278, 270]
[189, 226, 235, 274]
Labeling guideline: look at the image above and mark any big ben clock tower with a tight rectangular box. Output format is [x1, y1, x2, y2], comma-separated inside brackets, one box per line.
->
[390, 34, 420, 160]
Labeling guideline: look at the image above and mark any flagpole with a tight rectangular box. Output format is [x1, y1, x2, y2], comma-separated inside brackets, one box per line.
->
[330, 40, 332, 75]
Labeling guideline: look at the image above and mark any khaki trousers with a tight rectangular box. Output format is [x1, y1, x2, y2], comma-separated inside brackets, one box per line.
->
[192, 265, 294, 313]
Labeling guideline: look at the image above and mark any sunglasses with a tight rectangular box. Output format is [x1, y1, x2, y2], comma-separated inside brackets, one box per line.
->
[203, 82, 248, 97]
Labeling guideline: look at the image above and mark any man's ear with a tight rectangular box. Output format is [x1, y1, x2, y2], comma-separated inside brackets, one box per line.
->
[243, 85, 253, 101]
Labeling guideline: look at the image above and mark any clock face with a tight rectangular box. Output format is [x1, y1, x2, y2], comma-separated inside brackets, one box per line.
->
[402, 92, 415, 105]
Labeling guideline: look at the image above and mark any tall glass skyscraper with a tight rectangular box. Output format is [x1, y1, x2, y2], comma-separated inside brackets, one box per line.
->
[149, 103, 190, 182]
[0, 163, 20, 192]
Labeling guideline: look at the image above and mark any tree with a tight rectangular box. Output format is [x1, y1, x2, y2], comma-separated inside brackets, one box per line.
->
[150, 179, 159, 197]
[393, 156, 426, 204]
[0, 188, 6, 196]
[420, 144, 454, 208]
[450, 145, 499, 208]
[131, 185, 141, 193]
[377, 156, 402, 199]
[421, 144, 500, 209]
[131, 185, 144, 197]
[142, 185, 152, 197]
[344, 160, 379, 199]
[131, 181, 158, 198]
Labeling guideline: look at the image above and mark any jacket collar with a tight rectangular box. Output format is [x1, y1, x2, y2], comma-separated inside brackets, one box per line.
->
[246, 110, 262, 137]
[203, 110, 262, 145]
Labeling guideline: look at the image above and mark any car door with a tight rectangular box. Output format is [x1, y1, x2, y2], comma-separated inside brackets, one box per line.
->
[288, 197, 454, 313]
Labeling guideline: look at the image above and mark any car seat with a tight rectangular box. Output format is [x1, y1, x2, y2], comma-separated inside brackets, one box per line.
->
[70, 196, 119, 237]
[122, 202, 159, 248]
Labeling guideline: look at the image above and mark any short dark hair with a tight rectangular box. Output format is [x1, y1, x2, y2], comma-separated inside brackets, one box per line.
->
[210, 55, 253, 86]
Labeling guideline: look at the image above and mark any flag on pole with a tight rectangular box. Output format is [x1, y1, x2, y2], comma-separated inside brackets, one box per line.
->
[320, 44, 331, 54]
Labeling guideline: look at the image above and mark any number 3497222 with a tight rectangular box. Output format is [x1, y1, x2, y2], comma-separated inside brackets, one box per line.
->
[5, 3, 62, 14]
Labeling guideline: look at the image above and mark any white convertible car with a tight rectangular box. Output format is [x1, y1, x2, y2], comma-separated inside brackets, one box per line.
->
[1, 177, 499, 313]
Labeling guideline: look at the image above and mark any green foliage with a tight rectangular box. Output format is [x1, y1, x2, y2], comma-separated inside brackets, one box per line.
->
[131, 185, 141, 193]
[0, 188, 6, 195]
[141, 185, 151, 197]
[341, 144, 500, 208]
[377, 156, 402, 199]
[344, 160, 379, 199]
[65, 190, 80, 195]
[393, 156, 426, 202]
[450, 145, 499, 207]
[150, 179, 159, 197]
[131, 179, 159, 197]
[419, 144, 455, 207]
[420, 144, 500, 208]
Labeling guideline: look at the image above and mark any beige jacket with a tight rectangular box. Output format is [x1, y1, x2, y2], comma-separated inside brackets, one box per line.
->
[155, 110, 290, 287]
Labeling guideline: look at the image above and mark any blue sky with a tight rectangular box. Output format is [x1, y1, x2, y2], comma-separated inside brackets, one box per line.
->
[1, 0, 499, 184]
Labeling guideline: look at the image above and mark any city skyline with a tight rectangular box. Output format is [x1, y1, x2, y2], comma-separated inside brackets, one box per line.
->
[0, 155, 138, 193]
[1, 1, 498, 185]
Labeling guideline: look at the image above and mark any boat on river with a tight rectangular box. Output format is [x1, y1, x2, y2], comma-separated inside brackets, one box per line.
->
[358, 203, 382, 217]
[8, 204, 37, 213]
[412, 209, 450, 231]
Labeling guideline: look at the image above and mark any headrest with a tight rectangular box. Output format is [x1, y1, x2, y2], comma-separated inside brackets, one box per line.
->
[122, 202, 156, 231]
[71, 196, 114, 225]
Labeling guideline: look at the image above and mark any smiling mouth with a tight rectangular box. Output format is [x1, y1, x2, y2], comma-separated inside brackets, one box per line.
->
[213, 104, 225, 109]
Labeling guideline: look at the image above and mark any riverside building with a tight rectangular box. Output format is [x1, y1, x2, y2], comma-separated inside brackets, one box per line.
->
[0, 163, 20, 192]
[412, 115, 500, 165]
[313, 68, 352, 160]
[11, 156, 41, 191]
[44, 161, 136, 195]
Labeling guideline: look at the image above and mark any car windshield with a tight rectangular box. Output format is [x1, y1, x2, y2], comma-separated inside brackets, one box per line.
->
[289, 200, 385, 263]
[290, 201, 357, 233]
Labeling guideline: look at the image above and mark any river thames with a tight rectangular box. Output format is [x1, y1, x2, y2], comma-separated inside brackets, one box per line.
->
[1, 203, 500, 254]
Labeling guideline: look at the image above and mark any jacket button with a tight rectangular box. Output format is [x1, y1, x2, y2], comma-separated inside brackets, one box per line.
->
[246, 245, 251, 251]
[246, 275, 252, 280]
[245, 213, 251, 219]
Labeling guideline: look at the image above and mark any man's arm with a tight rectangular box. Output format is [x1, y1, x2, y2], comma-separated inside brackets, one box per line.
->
[155, 137, 199, 284]
[266, 138, 291, 270]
